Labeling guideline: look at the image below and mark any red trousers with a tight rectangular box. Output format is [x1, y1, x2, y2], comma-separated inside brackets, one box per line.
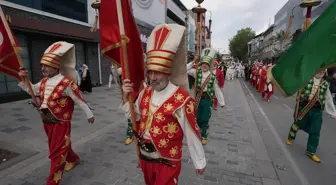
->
[140, 159, 181, 185]
[262, 91, 273, 101]
[44, 121, 79, 185]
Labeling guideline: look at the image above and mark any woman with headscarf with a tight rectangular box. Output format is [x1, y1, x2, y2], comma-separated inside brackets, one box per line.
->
[80, 64, 92, 93]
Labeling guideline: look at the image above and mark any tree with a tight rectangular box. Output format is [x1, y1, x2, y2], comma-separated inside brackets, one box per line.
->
[229, 28, 256, 62]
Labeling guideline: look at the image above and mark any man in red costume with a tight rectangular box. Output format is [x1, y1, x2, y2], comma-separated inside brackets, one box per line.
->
[120, 24, 206, 185]
[255, 63, 263, 91]
[212, 60, 224, 110]
[251, 62, 258, 87]
[258, 64, 268, 93]
[18, 41, 95, 185]
[262, 63, 274, 102]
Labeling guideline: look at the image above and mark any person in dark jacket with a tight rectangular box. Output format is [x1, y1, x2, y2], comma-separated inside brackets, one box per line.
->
[80, 64, 92, 93]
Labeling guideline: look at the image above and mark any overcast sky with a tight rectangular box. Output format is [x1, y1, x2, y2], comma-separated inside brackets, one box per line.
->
[180, 0, 288, 54]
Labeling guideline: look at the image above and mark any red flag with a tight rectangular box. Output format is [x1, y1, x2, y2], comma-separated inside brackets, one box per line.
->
[0, 6, 22, 81]
[99, 0, 145, 99]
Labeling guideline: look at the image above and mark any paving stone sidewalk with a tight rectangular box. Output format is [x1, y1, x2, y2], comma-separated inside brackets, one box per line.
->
[0, 80, 282, 185]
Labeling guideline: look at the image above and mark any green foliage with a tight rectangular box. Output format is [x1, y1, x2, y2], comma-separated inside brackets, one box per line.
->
[229, 27, 256, 62]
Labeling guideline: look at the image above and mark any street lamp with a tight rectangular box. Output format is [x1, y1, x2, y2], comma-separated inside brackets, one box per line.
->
[90, 0, 101, 32]
[192, 0, 207, 63]
[284, 5, 300, 40]
[192, 0, 207, 97]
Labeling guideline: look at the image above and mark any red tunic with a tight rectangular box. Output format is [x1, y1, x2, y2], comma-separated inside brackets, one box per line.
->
[39, 77, 86, 121]
[138, 86, 200, 161]
[215, 68, 224, 88]
[258, 68, 267, 93]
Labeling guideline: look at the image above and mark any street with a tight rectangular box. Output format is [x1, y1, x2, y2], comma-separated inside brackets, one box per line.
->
[0, 80, 296, 185]
[240, 79, 336, 185]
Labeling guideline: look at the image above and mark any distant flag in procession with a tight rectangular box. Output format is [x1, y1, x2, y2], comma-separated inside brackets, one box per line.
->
[99, 0, 145, 99]
[0, 6, 22, 81]
[268, 2, 336, 97]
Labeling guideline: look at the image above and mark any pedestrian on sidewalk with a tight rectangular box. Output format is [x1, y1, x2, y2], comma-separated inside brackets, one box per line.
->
[80, 64, 92, 93]
[120, 24, 206, 185]
[108, 63, 115, 90]
[75, 66, 81, 86]
[286, 69, 336, 163]
[187, 48, 225, 145]
[18, 41, 95, 185]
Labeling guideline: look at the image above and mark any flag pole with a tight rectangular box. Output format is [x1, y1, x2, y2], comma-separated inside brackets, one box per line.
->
[192, 1, 207, 98]
[294, 2, 315, 119]
[115, 0, 141, 160]
[0, 6, 39, 107]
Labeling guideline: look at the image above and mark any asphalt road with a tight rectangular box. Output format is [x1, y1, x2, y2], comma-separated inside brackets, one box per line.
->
[241, 79, 336, 185]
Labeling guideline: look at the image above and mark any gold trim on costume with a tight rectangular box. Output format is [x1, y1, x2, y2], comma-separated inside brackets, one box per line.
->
[0, 51, 15, 64]
[101, 42, 122, 54]
[147, 51, 175, 61]
[41, 59, 60, 69]
[101, 36, 130, 55]
[147, 64, 171, 74]
[41, 56, 60, 64]
[200, 56, 213, 64]
[43, 53, 61, 61]
[147, 58, 172, 67]
[0, 63, 19, 74]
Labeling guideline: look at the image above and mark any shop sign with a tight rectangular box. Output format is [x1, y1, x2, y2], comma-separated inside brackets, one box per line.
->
[140, 34, 148, 44]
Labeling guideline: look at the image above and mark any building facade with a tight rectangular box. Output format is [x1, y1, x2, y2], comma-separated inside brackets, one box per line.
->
[261, 25, 275, 63]
[184, 12, 196, 61]
[0, 0, 169, 103]
[166, 0, 187, 25]
[274, 0, 335, 37]
[248, 33, 264, 61]
[0, 0, 100, 103]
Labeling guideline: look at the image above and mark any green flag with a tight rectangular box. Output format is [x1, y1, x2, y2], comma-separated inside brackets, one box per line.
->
[269, 2, 336, 97]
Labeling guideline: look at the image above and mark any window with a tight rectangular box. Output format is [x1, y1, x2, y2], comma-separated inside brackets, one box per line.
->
[5, 0, 88, 22]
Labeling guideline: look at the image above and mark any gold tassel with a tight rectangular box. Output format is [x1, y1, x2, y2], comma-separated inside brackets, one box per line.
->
[90, 14, 99, 32]
[303, 18, 312, 31]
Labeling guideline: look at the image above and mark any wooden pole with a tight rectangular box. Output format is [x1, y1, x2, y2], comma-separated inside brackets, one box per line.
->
[193, 12, 201, 98]
[0, 6, 39, 107]
[295, 6, 313, 119]
[115, 0, 140, 160]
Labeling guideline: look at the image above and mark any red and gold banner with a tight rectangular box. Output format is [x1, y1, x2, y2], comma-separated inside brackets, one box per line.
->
[0, 6, 22, 81]
[99, 0, 145, 99]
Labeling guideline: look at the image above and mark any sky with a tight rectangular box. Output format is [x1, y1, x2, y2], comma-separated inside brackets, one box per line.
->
[180, 0, 288, 54]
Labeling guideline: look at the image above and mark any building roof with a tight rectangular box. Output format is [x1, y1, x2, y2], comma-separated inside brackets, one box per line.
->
[263, 24, 275, 35]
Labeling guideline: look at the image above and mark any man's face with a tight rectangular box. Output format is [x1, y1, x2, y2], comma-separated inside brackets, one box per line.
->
[148, 71, 169, 91]
[41, 64, 58, 78]
[201, 63, 210, 72]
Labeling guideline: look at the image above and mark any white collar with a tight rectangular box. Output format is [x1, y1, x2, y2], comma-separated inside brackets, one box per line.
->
[153, 81, 177, 94]
[48, 73, 62, 80]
